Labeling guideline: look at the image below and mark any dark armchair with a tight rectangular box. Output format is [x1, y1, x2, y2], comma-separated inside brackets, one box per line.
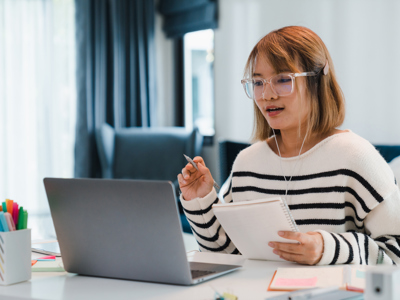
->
[96, 123, 203, 233]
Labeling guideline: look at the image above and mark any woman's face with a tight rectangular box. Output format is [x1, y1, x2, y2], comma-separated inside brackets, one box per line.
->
[253, 58, 310, 134]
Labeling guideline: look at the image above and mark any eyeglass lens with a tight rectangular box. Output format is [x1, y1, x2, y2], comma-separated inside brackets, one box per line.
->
[244, 74, 293, 99]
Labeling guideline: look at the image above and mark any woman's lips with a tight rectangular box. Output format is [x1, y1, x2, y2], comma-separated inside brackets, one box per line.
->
[266, 107, 284, 117]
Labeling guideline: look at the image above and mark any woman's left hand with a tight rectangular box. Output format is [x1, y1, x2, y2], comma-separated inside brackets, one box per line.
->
[268, 231, 324, 265]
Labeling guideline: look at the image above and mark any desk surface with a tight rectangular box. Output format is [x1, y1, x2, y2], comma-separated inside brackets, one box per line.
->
[0, 234, 298, 300]
[0, 257, 295, 300]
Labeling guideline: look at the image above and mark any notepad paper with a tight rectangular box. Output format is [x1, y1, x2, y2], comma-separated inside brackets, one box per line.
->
[212, 197, 298, 261]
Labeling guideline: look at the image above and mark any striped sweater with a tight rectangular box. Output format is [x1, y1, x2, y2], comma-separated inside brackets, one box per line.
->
[181, 131, 400, 265]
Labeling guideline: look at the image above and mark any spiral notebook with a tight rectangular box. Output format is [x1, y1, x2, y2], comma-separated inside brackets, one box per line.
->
[213, 197, 299, 261]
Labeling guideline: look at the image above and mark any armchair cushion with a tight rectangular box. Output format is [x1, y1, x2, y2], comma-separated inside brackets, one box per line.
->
[96, 123, 203, 234]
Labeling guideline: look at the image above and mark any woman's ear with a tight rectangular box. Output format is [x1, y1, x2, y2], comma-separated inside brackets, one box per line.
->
[323, 60, 329, 75]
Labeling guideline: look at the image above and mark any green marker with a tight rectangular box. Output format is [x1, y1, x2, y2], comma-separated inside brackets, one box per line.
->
[1, 202, 6, 213]
[17, 207, 24, 230]
[23, 210, 28, 230]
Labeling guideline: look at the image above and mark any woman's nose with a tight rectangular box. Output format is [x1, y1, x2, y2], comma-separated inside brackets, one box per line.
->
[262, 83, 278, 100]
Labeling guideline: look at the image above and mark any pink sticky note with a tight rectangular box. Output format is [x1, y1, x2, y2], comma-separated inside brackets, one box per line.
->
[37, 255, 56, 260]
[274, 276, 318, 287]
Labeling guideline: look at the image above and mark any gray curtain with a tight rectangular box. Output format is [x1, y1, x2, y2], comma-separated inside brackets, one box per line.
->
[74, 0, 157, 178]
[159, 0, 218, 38]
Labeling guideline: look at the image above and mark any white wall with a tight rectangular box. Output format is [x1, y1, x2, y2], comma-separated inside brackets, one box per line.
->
[156, 0, 400, 182]
[155, 10, 175, 127]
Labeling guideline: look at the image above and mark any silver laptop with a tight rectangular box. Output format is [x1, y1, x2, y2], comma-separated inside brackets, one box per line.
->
[43, 178, 241, 285]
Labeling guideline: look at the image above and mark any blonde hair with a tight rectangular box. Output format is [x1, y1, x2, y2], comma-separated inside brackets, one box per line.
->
[244, 26, 345, 141]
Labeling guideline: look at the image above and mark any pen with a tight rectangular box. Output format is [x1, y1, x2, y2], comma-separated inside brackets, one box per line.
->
[183, 154, 220, 190]
[287, 286, 339, 300]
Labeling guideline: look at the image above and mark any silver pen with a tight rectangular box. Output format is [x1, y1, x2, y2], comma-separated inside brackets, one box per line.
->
[183, 154, 220, 191]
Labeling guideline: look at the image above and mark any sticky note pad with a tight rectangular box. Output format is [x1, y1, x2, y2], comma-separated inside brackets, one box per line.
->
[274, 277, 318, 287]
[31, 260, 65, 272]
[269, 267, 345, 291]
[222, 292, 238, 300]
[37, 256, 56, 261]
[356, 270, 365, 279]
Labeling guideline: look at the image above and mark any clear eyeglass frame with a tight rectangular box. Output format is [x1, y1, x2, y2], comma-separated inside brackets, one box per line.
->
[240, 71, 317, 100]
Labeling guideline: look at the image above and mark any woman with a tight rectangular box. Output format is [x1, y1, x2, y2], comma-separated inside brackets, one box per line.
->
[177, 26, 400, 265]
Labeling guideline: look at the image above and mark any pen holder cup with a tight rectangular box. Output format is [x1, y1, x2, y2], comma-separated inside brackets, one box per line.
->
[0, 229, 31, 285]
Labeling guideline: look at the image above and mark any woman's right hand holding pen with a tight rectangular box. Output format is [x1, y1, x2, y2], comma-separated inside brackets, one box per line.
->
[177, 156, 214, 201]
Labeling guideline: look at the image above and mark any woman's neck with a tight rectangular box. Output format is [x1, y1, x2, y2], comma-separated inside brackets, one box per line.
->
[278, 130, 310, 157]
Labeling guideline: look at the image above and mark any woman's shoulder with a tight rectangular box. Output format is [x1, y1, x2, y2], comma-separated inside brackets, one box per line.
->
[329, 130, 396, 195]
[329, 130, 382, 160]
[236, 140, 267, 158]
[232, 140, 269, 168]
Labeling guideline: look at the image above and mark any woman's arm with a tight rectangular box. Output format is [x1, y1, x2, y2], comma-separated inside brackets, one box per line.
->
[180, 175, 239, 254]
[315, 188, 400, 265]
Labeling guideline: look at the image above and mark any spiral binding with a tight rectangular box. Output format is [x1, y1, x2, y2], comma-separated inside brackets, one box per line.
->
[280, 202, 299, 232]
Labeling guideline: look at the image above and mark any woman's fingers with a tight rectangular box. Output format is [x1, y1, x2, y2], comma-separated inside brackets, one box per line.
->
[177, 156, 215, 200]
[269, 231, 324, 265]
[182, 162, 198, 179]
[192, 156, 205, 166]
[269, 242, 302, 254]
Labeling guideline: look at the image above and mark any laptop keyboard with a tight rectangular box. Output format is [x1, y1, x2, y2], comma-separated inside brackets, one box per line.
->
[191, 269, 217, 279]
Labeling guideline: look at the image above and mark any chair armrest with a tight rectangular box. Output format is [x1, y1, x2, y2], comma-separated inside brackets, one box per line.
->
[96, 123, 115, 178]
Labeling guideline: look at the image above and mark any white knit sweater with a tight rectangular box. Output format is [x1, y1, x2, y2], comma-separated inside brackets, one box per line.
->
[180, 131, 400, 265]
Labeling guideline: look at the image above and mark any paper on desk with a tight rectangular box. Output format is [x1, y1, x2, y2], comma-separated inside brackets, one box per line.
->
[346, 267, 366, 292]
[32, 260, 65, 272]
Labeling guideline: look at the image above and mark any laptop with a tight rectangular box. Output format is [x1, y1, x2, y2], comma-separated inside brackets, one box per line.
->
[43, 178, 242, 285]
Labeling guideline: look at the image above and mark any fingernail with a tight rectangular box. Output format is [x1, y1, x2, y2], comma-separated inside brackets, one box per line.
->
[182, 180, 186, 184]
[278, 231, 284, 237]
[273, 249, 279, 255]
[184, 175, 189, 179]
[268, 242, 275, 248]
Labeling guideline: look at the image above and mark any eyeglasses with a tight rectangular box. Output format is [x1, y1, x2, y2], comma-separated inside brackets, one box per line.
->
[241, 72, 317, 100]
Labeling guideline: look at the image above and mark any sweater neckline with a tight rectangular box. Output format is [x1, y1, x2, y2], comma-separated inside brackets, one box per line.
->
[264, 130, 352, 161]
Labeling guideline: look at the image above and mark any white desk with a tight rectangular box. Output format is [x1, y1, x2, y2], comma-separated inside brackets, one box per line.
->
[0, 257, 296, 300]
[0, 235, 298, 300]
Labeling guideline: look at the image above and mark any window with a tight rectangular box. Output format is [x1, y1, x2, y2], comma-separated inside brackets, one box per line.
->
[183, 29, 215, 142]
[0, 0, 76, 239]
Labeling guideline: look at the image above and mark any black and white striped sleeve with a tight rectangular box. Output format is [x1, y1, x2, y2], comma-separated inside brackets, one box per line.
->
[316, 188, 400, 265]
[180, 187, 239, 254]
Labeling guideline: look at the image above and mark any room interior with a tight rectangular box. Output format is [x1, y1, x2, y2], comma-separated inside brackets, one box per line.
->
[1, 0, 400, 256]
[1, 0, 400, 298]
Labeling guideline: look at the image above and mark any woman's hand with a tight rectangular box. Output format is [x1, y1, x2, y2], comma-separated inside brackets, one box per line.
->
[268, 231, 324, 265]
[177, 156, 214, 201]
